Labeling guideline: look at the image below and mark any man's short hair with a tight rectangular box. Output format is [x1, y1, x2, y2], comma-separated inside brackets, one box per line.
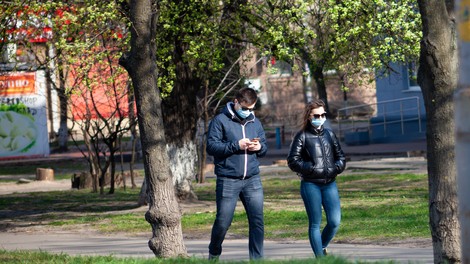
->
[235, 88, 258, 105]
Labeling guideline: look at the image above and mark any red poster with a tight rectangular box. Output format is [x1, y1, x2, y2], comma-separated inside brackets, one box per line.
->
[0, 72, 36, 95]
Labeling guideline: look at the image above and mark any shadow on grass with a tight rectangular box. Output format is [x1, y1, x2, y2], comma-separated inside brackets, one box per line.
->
[0, 188, 143, 232]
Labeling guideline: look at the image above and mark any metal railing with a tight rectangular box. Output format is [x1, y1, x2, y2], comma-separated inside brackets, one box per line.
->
[336, 96, 423, 141]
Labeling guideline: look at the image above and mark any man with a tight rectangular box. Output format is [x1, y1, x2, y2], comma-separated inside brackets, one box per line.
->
[206, 87, 268, 260]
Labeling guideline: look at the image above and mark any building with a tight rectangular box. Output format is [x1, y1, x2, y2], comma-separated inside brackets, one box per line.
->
[241, 49, 377, 143]
[339, 63, 426, 145]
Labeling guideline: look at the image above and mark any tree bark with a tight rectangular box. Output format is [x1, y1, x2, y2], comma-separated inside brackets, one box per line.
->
[455, 2, 470, 260]
[56, 62, 70, 152]
[160, 34, 200, 201]
[128, 82, 138, 189]
[119, 0, 187, 257]
[198, 81, 210, 183]
[311, 63, 331, 113]
[417, 1, 461, 263]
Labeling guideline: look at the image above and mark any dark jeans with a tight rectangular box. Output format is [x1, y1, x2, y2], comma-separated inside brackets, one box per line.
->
[300, 180, 341, 257]
[209, 175, 264, 259]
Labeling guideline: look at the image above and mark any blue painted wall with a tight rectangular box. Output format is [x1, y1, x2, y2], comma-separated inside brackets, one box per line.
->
[372, 63, 426, 143]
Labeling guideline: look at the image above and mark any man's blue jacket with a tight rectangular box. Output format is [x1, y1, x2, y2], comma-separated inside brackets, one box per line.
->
[206, 102, 268, 179]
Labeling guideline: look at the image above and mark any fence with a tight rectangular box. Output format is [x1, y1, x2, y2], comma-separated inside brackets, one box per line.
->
[337, 96, 424, 144]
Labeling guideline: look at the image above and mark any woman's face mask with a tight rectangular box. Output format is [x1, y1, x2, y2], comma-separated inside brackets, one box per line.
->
[310, 111, 327, 128]
[311, 118, 326, 127]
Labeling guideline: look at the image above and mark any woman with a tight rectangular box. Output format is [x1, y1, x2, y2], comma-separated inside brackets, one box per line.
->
[287, 99, 346, 257]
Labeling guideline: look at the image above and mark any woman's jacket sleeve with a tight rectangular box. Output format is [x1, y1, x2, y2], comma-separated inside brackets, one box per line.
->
[287, 132, 314, 175]
[330, 130, 346, 174]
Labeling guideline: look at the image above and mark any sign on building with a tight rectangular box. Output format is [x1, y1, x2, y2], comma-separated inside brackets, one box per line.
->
[0, 71, 50, 159]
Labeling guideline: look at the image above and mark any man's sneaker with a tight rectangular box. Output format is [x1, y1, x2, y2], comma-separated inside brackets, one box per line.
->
[322, 248, 328, 256]
[208, 253, 220, 261]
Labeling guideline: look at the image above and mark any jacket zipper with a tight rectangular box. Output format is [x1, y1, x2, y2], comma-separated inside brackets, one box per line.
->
[319, 134, 328, 184]
[242, 124, 247, 179]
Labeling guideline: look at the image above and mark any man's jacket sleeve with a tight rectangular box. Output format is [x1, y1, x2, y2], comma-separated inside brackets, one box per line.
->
[206, 117, 240, 158]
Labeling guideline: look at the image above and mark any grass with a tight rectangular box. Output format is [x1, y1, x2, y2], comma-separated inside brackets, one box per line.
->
[185, 172, 429, 242]
[0, 168, 430, 242]
[0, 159, 90, 181]
[0, 249, 378, 264]
[0, 165, 429, 262]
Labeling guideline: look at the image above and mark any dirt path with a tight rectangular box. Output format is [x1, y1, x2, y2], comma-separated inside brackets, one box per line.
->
[0, 179, 73, 195]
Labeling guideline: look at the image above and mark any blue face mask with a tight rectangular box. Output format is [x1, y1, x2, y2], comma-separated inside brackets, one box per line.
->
[311, 118, 325, 128]
[237, 108, 251, 119]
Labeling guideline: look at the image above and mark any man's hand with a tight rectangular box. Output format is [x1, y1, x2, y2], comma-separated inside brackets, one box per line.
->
[247, 138, 261, 151]
[239, 138, 252, 150]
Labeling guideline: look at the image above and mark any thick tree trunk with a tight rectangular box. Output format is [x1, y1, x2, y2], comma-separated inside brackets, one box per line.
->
[45, 46, 69, 152]
[198, 83, 209, 183]
[128, 83, 138, 189]
[161, 40, 200, 201]
[166, 142, 198, 201]
[455, 2, 470, 260]
[417, 1, 461, 263]
[119, 0, 187, 257]
[311, 64, 331, 113]
[57, 68, 69, 152]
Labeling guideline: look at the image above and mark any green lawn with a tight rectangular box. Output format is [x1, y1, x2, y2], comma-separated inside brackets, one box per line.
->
[0, 167, 430, 243]
[0, 164, 429, 263]
[0, 249, 375, 264]
[0, 159, 90, 181]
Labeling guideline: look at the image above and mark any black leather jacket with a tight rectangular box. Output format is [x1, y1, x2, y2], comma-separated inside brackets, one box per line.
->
[287, 125, 346, 184]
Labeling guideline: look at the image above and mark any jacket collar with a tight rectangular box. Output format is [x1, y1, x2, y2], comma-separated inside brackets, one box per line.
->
[307, 123, 324, 135]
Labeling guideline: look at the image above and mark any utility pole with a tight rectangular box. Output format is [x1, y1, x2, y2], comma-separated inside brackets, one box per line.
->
[455, 1, 470, 262]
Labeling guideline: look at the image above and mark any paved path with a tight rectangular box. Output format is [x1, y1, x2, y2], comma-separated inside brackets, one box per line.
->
[0, 232, 432, 263]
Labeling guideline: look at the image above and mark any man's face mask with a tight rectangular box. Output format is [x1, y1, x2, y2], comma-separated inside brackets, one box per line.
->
[236, 101, 254, 118]
[237, 108, 251, 118]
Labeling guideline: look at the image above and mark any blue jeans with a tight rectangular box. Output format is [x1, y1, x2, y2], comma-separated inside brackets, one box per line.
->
[209, 175, 264, 259]
[300, 180, 341, 257]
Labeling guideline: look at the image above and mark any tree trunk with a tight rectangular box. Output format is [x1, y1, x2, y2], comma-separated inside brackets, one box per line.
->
[198, 82, 210, 183]
[161, 39, 200, 201]
[57, 61, 69, 152]
[311, 64, 331, 113]
[119, 0, 187, 257]
[45, 46, 69, 152]
[128, 82, 138, 189]
[455, 2, 470, 260]
[138, 176, 148, 206]
[417, 1, 461, 263]
[109, 150, 116, 194]
[302, 53, 330, 113]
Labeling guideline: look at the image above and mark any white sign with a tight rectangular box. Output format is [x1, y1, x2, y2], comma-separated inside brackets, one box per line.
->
[0, 71, 50, 159]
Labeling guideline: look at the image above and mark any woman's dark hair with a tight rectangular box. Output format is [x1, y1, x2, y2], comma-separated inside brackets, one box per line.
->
[301, 99, 326, 130]
[235, 88, 258, 105]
